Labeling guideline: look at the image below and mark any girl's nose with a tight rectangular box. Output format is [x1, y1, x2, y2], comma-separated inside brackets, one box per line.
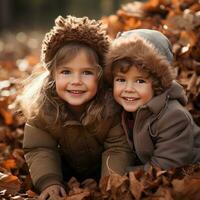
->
[71, 74, 82, 85]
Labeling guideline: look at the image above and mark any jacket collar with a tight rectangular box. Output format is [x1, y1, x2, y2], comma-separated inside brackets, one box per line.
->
[146, 81, 187, 115]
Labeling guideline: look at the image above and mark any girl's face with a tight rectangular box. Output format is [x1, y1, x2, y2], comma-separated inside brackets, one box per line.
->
[113, 66, 154, 112]
[54, 50, 100, 112]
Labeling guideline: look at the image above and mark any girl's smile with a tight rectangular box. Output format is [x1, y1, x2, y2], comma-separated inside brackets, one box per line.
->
[67, 90, 86, 95]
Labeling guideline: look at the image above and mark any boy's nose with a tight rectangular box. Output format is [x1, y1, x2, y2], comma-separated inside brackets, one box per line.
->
[124, 82, 135, 93]
[125, 82, 133, 91]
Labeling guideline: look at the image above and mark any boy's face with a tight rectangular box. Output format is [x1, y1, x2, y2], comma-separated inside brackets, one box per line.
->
[113, 66, 154, 112]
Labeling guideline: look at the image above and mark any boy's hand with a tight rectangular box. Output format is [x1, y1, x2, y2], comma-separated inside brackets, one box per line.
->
[39, 185, 66, 200]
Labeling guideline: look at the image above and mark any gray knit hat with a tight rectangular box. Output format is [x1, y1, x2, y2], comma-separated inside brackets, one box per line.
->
[106, 29, 175, 89]
[117, 29, 173, 63]
[41, 15, 110, 68]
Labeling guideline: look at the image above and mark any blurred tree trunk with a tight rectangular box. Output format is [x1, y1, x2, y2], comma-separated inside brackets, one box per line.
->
[67, 0, 101, 18]
[0, 0, 12, 30]
[101, 0, 120, 15]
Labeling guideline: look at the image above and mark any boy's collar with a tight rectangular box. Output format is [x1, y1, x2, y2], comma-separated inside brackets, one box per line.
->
[146, 92, 167, 114]
[146, 81, 187, 114]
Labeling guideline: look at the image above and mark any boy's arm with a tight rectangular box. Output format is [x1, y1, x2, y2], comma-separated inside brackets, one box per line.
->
[23, 122, 63, 192]
[101, 121, 135, 176]
[145, 109, 194, 170]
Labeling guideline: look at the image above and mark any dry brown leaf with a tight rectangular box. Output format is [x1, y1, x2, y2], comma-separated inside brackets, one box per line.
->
[65, 190, 90, 200]
[105, 173, 128, 192]
[144, 187, 173, 200]
[67, 177, 84, 195]
[179, 31, 197, 47]
[172, 176, 200, 200]
[0, 172, 21, 195]
[129, 171, 144, 200]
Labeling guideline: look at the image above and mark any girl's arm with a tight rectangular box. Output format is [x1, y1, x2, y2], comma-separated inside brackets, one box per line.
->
[23, 122, 63, 192]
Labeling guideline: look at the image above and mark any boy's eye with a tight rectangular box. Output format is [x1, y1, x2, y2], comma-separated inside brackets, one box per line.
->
[82, 71, 94, 75]
[115, 78, 125, 82]
[136, 79, 146, 83]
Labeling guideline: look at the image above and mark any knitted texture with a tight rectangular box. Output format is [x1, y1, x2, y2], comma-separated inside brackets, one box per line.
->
[41, 15, 110, 67]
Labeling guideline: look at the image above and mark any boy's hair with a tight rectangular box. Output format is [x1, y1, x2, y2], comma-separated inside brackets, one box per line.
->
[105, 29, 175, 95]
[16, 15, 110, 129]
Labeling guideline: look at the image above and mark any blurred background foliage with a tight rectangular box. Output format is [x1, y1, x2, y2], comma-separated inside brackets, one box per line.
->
[0, 0, 146, 31]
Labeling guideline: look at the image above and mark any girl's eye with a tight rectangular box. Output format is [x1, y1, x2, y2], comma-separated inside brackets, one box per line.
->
[82, 71, 94, 75]
[61, 70, 71, 75]
[136, 79, 146, 83]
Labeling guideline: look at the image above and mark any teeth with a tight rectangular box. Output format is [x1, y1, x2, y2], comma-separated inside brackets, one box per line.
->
[123, 97, 136, 101]
[69, 90, 84, 94]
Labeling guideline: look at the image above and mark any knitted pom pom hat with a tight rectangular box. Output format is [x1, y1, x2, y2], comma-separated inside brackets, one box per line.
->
[41, 15, 110, 68]
[106, 29, 175, 89]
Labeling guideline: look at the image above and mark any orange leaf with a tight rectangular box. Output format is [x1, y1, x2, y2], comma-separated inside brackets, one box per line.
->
[2, 159, 17, 170]
[0, 108, 14, 125]
[179, 31, 197, 47]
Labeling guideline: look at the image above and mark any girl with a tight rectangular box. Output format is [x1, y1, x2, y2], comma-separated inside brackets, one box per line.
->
[17, 15, 133, 200]
[105, 29, 200, 171]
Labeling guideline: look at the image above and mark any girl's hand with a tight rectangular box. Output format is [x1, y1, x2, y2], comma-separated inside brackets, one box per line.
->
[39, 184, 66, 200]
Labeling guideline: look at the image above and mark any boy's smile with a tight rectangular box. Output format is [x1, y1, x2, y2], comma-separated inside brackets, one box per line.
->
[113, 66, 154, 112]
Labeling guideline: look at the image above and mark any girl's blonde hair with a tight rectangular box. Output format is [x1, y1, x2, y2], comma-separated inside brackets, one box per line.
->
[17, 42, 106, 129]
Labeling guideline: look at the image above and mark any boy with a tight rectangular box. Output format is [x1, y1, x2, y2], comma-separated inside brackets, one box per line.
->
[105, 29, 200, 170]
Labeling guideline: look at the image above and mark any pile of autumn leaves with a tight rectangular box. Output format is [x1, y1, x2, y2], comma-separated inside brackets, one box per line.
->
[0, 0, 200, 199]
[1, 163, 200, 199]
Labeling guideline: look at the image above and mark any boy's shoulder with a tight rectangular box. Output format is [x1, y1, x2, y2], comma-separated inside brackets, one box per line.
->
[156, 99, 193, 129]
[166, 99, 193, 121]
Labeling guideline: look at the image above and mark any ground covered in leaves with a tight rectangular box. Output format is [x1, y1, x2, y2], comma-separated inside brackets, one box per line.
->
[0, 0, 200, 199]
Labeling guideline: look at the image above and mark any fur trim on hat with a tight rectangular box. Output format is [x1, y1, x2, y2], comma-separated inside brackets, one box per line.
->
[105, 35, 175, 89]
[41, 15, 110, 67]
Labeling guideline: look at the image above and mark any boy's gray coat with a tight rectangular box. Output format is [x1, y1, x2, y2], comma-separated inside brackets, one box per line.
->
[122, 81, 200, 170]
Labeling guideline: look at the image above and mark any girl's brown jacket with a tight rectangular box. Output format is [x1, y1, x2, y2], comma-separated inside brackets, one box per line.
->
[23, 95, 134, 192]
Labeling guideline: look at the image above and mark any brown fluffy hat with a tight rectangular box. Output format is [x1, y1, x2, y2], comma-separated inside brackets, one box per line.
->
[41, 15, 110, 68]
[105, 29, 175, 89]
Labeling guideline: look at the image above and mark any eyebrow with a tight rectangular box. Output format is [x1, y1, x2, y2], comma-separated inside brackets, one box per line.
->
[114, 73, 148, 79]
[57, 65, 97, 71]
